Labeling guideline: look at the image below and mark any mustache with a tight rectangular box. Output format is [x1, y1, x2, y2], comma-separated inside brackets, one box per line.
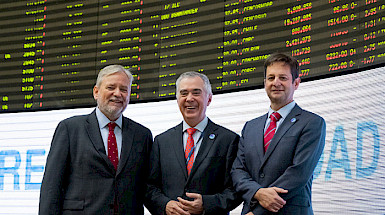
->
[109, 97, 123, 102]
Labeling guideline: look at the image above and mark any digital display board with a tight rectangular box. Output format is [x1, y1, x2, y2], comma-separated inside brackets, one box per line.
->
[1, 0, 385, 112]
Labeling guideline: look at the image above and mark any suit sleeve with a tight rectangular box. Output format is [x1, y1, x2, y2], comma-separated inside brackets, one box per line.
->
[269, 116, 326, 200]
[145, 137, 172, 215]
[231, 122, 262, 207]
[39, 120, 70, 215]
[201, 133, 242, 214]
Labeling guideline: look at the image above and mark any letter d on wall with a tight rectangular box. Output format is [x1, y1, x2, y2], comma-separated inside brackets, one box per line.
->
[356, 121, 380, 178]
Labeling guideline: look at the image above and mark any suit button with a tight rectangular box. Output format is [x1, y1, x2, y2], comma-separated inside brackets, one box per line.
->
[109, 204, 114, 209]
[260, 173, 265, 178]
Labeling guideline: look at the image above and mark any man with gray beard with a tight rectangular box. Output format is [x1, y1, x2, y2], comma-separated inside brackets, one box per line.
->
[39, 65, 153, 215]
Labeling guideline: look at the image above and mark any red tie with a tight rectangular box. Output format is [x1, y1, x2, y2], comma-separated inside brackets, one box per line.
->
[185, 128, 197, 175]
[264, 112, 281, 153]
[108, 122, 119, 170]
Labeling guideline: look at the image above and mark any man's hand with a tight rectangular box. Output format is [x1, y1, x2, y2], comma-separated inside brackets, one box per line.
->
[254, 187, 288, 213]
[177, 193, 204, 214]
[245, 212, 254, 215]
[165, 200, 190, 215]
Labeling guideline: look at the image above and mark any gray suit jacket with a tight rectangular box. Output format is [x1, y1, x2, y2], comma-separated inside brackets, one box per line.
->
[146, 119, 241, 215]
[39, 110, 153, 215]
[231, 105, 326, 215]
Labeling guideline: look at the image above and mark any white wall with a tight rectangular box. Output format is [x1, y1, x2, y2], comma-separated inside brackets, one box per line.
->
[0, 67, 384, 214]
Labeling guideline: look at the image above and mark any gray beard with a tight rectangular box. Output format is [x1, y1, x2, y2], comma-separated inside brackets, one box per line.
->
[98, 103, 123, 121]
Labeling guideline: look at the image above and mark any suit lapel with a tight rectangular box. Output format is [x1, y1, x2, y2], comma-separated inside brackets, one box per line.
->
[263, 105, 302, 162]
[188, 120, 217, 180]
[171, 123, 189, 179]
[116, 117, 134, 176]
[255, 115, 268, 163]
[85, 110, 115, 172]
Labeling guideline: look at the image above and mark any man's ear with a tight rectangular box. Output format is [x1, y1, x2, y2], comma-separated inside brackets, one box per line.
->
[93, 85, 99, 100]
[294, 77, 300, 90]
[207, 94, 212, 106]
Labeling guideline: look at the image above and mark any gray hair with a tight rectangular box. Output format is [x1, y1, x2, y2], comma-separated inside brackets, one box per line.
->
[96, 65, 133, 87]
[175, 71, 212, 98]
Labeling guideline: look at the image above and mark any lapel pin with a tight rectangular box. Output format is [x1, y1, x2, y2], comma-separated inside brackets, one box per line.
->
[209, 134, 215, 139]
[291, 118, 296, 123]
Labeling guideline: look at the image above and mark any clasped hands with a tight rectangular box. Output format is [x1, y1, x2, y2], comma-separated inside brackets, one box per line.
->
[247, 187, 288, 214]
[165, 193, 204, 215]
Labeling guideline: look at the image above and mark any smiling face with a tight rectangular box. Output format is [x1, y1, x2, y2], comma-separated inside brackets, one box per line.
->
[177, 76, 212, 127]
[93, 72, 131, 121]
[264, 61, 300, 111]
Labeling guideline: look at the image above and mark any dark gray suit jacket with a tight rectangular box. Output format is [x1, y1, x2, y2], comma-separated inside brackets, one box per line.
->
[231, 105, 326, 215]
[39, 110, 153, 215]
[146, 119, 241, 215]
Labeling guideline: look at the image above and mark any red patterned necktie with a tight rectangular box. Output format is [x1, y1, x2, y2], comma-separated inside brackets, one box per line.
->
[264, 112, 281, 153]
[108, 122, 119, 170]
[185, 128, 197, 175]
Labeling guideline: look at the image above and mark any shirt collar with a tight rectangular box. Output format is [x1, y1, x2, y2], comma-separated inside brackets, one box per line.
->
[183, 116, 208, 133]
[268, 100, 296, 120]
[96, 107, 123, 129]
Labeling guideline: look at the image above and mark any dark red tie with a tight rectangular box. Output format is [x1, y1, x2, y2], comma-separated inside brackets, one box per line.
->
[185, 128, 197, 175]
[264, 112, 281, 153]
[108, 122, 119, 170]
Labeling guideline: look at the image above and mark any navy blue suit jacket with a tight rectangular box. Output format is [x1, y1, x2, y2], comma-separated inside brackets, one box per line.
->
[231, 105, 326, 215]
[146, 119, 241, 215]
[39, 110, 153, 215]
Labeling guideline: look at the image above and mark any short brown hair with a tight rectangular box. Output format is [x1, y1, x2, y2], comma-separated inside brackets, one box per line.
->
[264, 53, 299, 82]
